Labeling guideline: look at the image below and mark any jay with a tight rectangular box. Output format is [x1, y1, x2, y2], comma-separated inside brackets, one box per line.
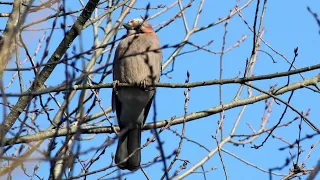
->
[112, 18, 162, 171]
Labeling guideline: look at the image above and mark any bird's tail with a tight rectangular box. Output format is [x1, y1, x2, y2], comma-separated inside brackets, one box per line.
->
[115, 126, 142, 171]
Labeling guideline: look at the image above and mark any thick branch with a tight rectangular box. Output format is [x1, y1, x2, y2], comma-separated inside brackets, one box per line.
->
[1, 0, 100, 136]
[0, 0, 33, 78]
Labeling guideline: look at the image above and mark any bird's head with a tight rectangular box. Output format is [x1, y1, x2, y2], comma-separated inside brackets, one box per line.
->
[123, 18, 154, 34]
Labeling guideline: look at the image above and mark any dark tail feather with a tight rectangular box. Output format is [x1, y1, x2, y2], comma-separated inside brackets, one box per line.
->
[115, 133, 128, 169]
[115, 126, 142, 171]
[127, 126, 142, 170]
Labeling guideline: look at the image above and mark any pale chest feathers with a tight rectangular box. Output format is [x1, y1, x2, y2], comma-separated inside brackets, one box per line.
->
[113, 33, 162, 84]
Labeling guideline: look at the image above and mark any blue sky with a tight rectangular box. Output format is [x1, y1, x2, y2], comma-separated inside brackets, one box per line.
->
[1, 0, 320, 179]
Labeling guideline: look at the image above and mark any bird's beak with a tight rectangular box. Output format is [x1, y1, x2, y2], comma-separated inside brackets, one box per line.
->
[122, 23, 134, 30]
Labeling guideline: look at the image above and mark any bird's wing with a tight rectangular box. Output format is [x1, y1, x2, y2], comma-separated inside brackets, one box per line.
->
[112, 38, 123, 116]
[143, 95, 154, 124]
[112, 91, 123, 126]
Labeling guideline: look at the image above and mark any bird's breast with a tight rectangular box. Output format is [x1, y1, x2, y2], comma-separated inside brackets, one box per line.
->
[113, 34, 162, 84]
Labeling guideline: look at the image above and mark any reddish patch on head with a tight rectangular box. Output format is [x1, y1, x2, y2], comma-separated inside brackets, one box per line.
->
[140, 22, 154, 33]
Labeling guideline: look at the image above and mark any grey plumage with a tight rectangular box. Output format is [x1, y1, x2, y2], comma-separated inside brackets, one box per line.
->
[112, 19, 161, 171]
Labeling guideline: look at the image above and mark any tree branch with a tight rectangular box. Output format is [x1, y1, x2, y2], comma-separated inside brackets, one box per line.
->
[1, 63, 319, 97]
[1, 0, 101, 137]
[5, 74, 320, 145]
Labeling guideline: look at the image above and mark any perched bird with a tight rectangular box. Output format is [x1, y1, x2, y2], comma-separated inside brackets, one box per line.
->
[112, 18, 162, 171]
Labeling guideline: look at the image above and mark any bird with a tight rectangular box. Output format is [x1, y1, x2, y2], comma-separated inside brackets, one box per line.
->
[112, 18, 162, 171]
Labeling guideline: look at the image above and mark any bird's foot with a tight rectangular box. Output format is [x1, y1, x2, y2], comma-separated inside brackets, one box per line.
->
[141, 79, 147, 90]
[113, 80, 120, 93]
[139, 79, 153, 91]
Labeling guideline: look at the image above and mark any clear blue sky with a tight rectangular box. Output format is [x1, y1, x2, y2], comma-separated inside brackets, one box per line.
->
[1, 0, 320, 179]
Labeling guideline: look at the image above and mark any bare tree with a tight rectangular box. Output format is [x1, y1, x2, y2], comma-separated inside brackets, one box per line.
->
[0, 0, 319, 179]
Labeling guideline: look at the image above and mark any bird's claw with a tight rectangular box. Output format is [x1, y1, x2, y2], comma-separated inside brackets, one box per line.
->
[113, 80, 120, 93]
[139, 79, 155, 91]
[138, 80, 147, 91]
[139, 79, 152, 91]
